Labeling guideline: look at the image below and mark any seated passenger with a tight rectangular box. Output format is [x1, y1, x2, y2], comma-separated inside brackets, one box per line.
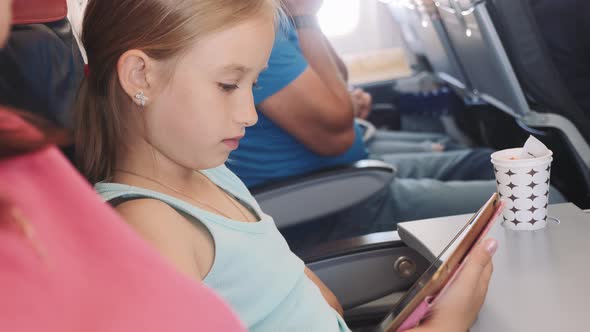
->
[530, 0, 590, 113]
[227, 1, 491, 190]
[72, 0, 498, 331]
[227, 0, 565, 245]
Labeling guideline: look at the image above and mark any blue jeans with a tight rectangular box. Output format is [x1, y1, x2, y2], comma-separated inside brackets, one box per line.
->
[282, 149, 566, 250]
[366, 130, 463, 154]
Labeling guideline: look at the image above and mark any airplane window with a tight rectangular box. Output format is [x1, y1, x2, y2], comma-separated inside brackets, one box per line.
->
[318, 0, 360, 37]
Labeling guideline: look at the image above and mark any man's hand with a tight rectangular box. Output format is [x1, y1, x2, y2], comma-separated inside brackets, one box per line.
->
[351, 88, 372, 119]
[283, 0, 324, 16]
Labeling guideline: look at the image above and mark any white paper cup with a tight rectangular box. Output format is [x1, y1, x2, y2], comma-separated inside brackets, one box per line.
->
[491, 148, 553, 231]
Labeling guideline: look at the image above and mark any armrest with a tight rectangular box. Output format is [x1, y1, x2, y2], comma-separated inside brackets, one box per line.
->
[302, 231, 429, 310]
[251, 160, 396, 229]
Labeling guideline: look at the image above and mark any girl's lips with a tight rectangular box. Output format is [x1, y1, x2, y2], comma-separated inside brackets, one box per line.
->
[222, 138, 241, 150]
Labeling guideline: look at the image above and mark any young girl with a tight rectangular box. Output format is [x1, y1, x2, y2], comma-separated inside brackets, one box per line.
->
[74, 0, 498, 331]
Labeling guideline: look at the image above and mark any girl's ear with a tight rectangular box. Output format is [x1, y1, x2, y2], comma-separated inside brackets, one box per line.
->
[117, 50, 156, 107]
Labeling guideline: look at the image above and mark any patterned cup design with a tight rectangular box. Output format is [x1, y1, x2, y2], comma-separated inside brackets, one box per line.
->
[493, 161, 552, 231]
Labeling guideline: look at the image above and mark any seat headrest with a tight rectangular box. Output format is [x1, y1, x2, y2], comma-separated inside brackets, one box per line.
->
[11, 0, 67, 25]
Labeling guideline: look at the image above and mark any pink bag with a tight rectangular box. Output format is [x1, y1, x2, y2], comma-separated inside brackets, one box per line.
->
[0, 109, 245, 332]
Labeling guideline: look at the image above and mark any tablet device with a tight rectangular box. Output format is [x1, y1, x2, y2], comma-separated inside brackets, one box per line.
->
[376, 193, 504, 332]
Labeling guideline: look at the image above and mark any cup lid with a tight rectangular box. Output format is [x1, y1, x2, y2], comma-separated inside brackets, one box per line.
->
[491, 148, 552, 167]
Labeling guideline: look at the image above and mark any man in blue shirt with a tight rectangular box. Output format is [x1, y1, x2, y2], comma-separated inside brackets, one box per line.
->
[228, 8, 460, 188]
[227, 0, 563, 246]
[228, 15, 370, 187]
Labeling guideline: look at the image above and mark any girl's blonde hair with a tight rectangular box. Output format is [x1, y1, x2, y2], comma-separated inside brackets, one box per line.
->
[74, 0, 282, 183]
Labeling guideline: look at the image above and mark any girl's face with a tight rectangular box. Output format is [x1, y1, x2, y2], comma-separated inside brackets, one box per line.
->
[0, 0, 13, 47]
[144, 16, 275, 170]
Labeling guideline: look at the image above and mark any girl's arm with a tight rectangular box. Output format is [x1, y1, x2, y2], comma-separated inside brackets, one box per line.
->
[116, 198, 215, 281]
[304, 267, 344, 316]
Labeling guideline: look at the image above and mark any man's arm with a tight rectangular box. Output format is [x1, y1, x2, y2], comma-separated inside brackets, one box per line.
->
[324, 33, 349, 82]
[257, 2, 356, 156]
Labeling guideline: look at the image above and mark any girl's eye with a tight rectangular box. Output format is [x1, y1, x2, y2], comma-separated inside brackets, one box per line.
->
[218, 83, 240, 92]
[252, 81, 260, 90]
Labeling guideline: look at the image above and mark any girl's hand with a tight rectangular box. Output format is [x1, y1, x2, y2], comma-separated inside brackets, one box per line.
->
[414, 238, 498, 332]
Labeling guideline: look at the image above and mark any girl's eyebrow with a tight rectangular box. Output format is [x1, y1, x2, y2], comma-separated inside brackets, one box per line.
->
[220, 64, 268, 74]
[221, 64, 251, 73]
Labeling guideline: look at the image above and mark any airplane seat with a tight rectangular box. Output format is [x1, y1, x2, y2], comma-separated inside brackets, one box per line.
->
[386, 0, 482, 146]
[434, 0, 590, 207]
[387, 0, 471, 95]
[487, 0, 590, 207]
[385, 0, 430, 72]
[0, 0, 84, 161]
[487, 0, 590, 130]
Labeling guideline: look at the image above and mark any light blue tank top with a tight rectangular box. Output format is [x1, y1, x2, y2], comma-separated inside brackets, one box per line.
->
[95, 165, 350, 332]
